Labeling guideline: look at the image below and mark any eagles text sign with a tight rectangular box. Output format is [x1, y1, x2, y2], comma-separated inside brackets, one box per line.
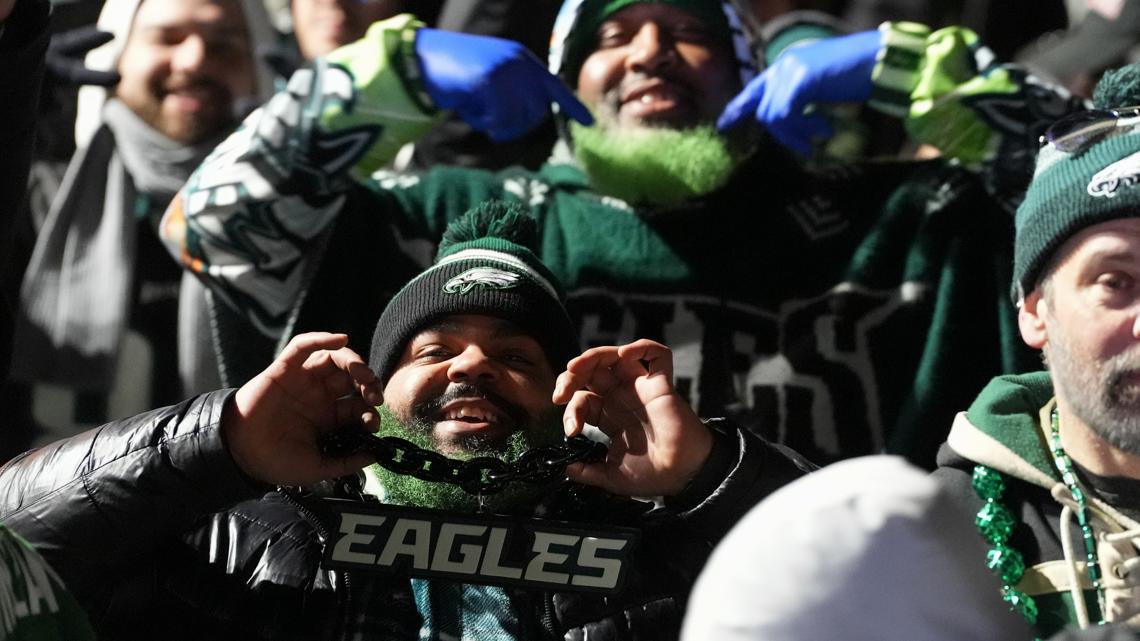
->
[323, 501, 638, 594]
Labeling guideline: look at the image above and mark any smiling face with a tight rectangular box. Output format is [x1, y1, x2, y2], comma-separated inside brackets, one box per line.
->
[575, 2, 739, 131]
[1020, 218, 1140, 454]
[381, 314, 560, 456]
[114, 0, 255, 144]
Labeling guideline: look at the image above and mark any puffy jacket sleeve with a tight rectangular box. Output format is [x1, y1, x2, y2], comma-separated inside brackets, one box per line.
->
[666, 419, 817, 547]
[0, 389, 265, 599]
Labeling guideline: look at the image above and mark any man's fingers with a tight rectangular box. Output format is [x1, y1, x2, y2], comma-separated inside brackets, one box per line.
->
[769, 113, 834, 157]
[554, 346, 617, 402]
[563, 390, 605, 437]
[277, 332, 350, 371]
[294, 341, 383, 404]
[615, 339, 673, 379]
[303, 350, 359, 399]
[334, 397, 378, 429]
[320, 451, 378, 479]
[543, 72, 594, 126]
[565, 461, 609, 489]
[554, 362, 620, 403]
[716, 74, 766, 132]
[324, 346, 383, 405]
[554, 342, 673, 402]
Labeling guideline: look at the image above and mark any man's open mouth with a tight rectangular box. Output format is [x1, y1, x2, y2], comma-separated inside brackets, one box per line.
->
[434, 398, 515, 437]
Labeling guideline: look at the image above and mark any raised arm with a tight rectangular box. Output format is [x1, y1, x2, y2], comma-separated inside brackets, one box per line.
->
[160, 16, 590, 338]
[718, 22, 1089, 208]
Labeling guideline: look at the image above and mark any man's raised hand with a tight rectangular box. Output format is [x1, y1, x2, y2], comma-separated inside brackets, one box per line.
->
[415, 28, 593, 142]
[224, 332, 381, 486]
[552, 339, 713, 497]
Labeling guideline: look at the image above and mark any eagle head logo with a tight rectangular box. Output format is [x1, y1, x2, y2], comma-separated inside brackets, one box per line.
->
[1088, 151, 1140, 198]
[443, 267, 522, 295]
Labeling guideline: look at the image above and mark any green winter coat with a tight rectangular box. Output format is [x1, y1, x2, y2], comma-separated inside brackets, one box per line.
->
[937, 373, 1140, 636]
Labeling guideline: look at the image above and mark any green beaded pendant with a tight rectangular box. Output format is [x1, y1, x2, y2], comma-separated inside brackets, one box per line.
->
[972, 465, 1006, 501]
[986, 544, 1026, 584]
[1003, 587, 1038, 625]
[977, 500, 1016, 544]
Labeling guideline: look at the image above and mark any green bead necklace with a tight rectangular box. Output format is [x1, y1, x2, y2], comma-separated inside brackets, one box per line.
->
[1048, 405, 1106, 622]
[972, 465, 1038, 625]
[972, 406, 1108, 631]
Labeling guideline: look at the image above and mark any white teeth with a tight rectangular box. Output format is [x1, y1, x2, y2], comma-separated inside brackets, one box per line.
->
[444, 407, 496, 422]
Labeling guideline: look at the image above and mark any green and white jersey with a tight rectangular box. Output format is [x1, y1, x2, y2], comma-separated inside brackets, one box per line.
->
[161, 15, 1057, 465]
[0, 525, 94, 641]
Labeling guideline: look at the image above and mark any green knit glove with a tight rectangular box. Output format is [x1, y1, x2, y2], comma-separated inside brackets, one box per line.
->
[319, 14, 442, 179]
[870, 22, 1018, 168]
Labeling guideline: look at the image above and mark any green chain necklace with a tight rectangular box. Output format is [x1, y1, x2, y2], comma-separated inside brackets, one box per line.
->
[1048, 405, 1107, 621]
[971, 406, 1107, 630]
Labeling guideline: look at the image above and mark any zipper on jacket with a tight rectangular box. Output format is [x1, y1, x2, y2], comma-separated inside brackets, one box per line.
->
[278, 488, 356, 639]
[541, 591, 558, 639]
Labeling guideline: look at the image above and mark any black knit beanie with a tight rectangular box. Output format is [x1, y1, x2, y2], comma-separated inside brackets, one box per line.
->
[369, 201, 580, 383]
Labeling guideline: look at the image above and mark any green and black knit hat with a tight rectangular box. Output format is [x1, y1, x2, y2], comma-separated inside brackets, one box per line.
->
[547, 0, 757, 90]
[369, 201, 580, 383]
[1013, 63, 1140, 301]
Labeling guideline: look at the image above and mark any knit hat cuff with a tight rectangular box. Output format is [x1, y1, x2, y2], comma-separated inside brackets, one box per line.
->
[1013, 128, 1140, 299]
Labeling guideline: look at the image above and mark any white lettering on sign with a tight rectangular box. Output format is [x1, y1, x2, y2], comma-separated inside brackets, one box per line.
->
[479, 527, 524, 580]
[378, 519, 433, 570]
[524, 532, 577, 585]
[431, 523, 488, 574]
[571, 537, 629, 590]
[330, 513, 386, 565]
[0, 532, 62, 635]
[324, 506, 638, 594]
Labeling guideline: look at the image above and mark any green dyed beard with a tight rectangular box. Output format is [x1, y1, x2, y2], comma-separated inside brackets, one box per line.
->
[570, 120, 741, 207]
[365, 406, 564, 514]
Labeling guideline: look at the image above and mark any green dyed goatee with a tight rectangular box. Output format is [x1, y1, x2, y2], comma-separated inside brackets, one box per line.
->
[364, 406, 564, 514]
[570, 121, 740, 207]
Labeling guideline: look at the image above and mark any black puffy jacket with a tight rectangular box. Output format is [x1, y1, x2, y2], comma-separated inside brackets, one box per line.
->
[0, 390, 812, 640]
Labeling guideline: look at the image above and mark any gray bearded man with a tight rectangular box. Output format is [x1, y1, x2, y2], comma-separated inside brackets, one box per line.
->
[3, 203, 810, 640]
[936, 64, 1140, 637]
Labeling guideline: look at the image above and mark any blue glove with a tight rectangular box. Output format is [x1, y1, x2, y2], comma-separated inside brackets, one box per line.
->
[717, 29, 882, 155]
[415, 28, 594, 142]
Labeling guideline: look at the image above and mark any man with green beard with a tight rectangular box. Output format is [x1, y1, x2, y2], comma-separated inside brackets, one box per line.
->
[160, 0, 1065, 467]
[13, 201, 808, 639]
[935, 65, 1140, 637]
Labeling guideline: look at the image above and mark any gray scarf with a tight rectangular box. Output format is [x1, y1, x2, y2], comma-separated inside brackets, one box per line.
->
[13, 99, 220, 394]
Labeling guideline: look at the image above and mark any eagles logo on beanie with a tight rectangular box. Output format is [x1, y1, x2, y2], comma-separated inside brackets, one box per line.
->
[1013, 63, 1140, 301]
[369, 201, 580, 382]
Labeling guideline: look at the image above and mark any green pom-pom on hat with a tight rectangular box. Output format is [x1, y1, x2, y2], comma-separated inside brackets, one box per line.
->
[1092, 63, 1140, 109]
[438, 200, 540, 258]
[370, 200, 579, 382]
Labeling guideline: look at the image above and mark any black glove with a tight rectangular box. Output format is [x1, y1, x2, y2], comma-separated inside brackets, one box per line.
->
[45, 25, 120, 87]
